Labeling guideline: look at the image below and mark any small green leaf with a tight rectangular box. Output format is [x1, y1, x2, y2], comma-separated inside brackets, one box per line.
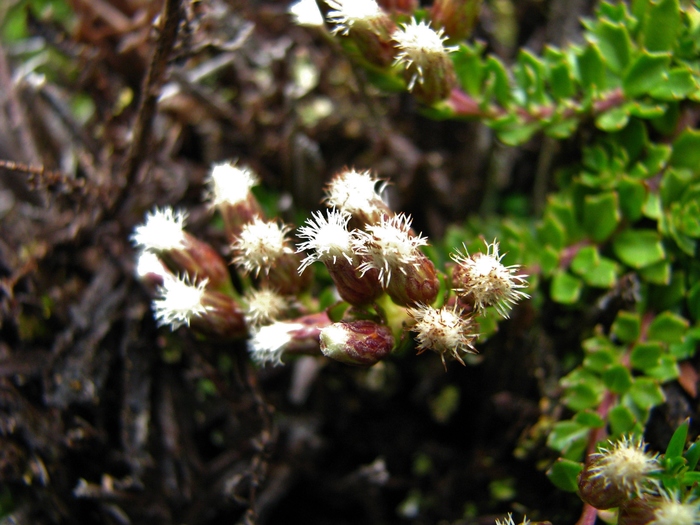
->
[646, 355, 679, 382]
[649, 68, 697, 101]
[574, 410, 605, 428]
[612, 311, 641, 343]
[647, 311, 689, 344]
[630, 342, 663, 371]
[591, 19, 632, 74]
[628, 377, 666, 410]
[609, 404, 637, 435]
[602, 364, 633, 394]
[684, 439, 700, 471]
[571, 246, 599, 275]
[642, 0, 681, 52]
[551, 271, 583, 304]
[669, 128, 700, 174]
[563, 383, 603, 411]
[546, 47, 576, 100]
[622, 51, 672, 98]
[596, 106, 630, 131]
[453, 43, 486, 97]
[638, 260, 670, 285]
[612, 229, 665, 269]
[665, 419, 689, 460]
[578, 44, 607, 94]
[537, 214, 567, 250]
[585, 257, 618, 288]
[485, 56, 512, 106]
[547, 420, 590, 453]
[688, 282, 700, 322]
[583, 191, 620, 241]
[539, 245, 560, 276]
[547, 459, 583, 492]
[583, 346, 617, 373]
[618, 176, 647, 221]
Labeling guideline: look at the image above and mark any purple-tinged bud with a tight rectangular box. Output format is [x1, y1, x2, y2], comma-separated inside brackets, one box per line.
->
[132, 207, 234, 294]
[430, 0, 482, 42]
[205, 161, 265, 238]
[377, 0, 418, 13]
[392, 18, 458, 104]
[618, 491, 700, 525]
[328, 258, 384, 306]
[385, 252, 439, 307]
[577, 435, 660, 510]
[262, 251, 314, 296]
[320, 320, 394, 366]
[326, 0, 397, 68]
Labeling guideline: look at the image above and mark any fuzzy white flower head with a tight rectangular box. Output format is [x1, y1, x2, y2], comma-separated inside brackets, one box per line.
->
[589, 435, 660, 496]
[232, 217, 294, 276]
[651, 491, 700, 525]
[393, 18, 457, 90]
[495, 515, 529, 525]
[289, 0, 324, 27]
[297, 208, 354, 273]
[153, 274, 209, 330]
[248, 321, 305, 366]
[135, 250, 169, 279]
[326, 0, 384, 35]
[451, 239, 529, 318]
[205, 161, 259, 208]
[324, 169, 387, 215]
[354, 213, 427, 287]
[408, 304, 477, 367]
[131, 207, 188, 252]
[244, 287, 288, 328]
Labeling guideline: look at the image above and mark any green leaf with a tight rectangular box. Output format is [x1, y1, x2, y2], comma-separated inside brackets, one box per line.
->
[642, 0, 681, 52]
[646, 354, 679, 382]
[596, 106, 630, 131]
[584, 257, 618, 288]
[612, 311, 641, 343]
[647, 311, 689, 344]
[591, 19, 632, 74]
[684, 439, 700, 471]
[661, 168, 693, 203]
[608, 404, 638, 435]
[551, 271, 583, 304]
[574, 410, 605, 428]
[545, 47, 576, 100]
[583, 346, 617, 373]
[453, 43, 486, 97]
[583, 191, 620, 241]
[669, 128, 700, 174]
[547, 459, 583, 492]
[496, 121, 540, 146]
[618, 176, 647, 221]
[665, 419, 689, 460]
[612, 229, 665, 269]
[537, 213, 567, 249]
[628, 377, 666, 410]
[484, 56, 512, 106]
[571, 246, 599, 275]
[563, 383, 603, 411]
[578, 44, 607, 94]
[515, 49, 548, 106]
[547, 420, 590, 453]
[630, 342, 663, 371]
[649, 68, 697, 101]
[688, 282, 700, 322]
[638, 260, 671, 285]
[602, 364, 633, 394]
[539, 245, 560, 276]
[622, 51, 672, 98]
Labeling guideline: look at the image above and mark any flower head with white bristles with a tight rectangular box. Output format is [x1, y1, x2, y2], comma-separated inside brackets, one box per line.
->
[451, 240, 529, 318]
[205, 161, 259, 208]
[288, 0, 324, 27]
[232, 217, 294, 277]
[407, 304, 477, 367]
[248, 321, 305, 366]
[324, 169, 388, 216]
[650, 491, 700, 525]
[354, 213, 428, 287]
[244, 287, 288, 328]
[393, 18, 457, 90]
[131, 207, 188, 252]
[326, 0, 385, 35]
[495, 515, 530, 525]
[153, 274, 210, 330]
[297, 208, 354, 273]
[588, 435, 660, 496]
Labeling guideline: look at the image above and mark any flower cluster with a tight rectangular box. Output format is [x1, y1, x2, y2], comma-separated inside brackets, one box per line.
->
[289, 0, 458, 104]
[133, 160, 529, 368]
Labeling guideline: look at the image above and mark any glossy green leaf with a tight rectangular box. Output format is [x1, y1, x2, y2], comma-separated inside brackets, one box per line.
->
[642, 0, 681, 52]
[537, 214, 567, 249]
[571, 246, 599, 275]
[574, 410, 605, 428]
[546, 47, 576, 100]
[609, 404, 637, 435]
[547, 420, 590, 453]
[630, 342, 663, 371]
[591, 19, 632, 74]
[669, 128, 700, 173]
[622, 51, 672, 98]
[684, 439, 700, 471]
[596, 106, 630, 131]
[547, 459, 583, 492]
[665, 419, 689, 460]
[649, 68, 697, 101]
[646, 354, 679, 382]
[453, 44, 485, 97]
[612, 229, 665, 269]
[578, 44, 607, 94]
[628, 377, 666, 410]
[602, 364, 633, 394]
[638, 260, 671, 285]
[583, 346, 617, 373]
[563, 383, 603, 411]
[551, 271, 583, 304]
[647, 311, 689, 344]
[688, 282, 700, 322]
[618, 176, 647, 221]
[583, 191, 620, 241]
[484, 56, 512, 106]
[612, 311, 641, 343]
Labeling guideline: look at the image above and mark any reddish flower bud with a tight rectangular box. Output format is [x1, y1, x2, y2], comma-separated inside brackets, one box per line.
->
[320, 320, 394, 366]
[327, 258, 384, 306]
[385, 252, 440, 307]
[430, 0, 482, 42]
[618, 492, 700, 525]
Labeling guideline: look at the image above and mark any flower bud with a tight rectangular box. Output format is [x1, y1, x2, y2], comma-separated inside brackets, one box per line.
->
[320, 320, 394, 366]
[327, 258, 384, 306]
[385, 252, 439, 307]
[377, 0, 418, 13]
[205, 161, 265, 238]
[392, 18, 458, 104]
[430, 0, 482, 42]
[326, 0, 397, 68]
[577, 435, 659, 510]
[407, 304, 477, 368]
[618, 492, 700, 525]
[262, 251, 314, 296]
[323, 169, 392, 229]
[132, 207, 234, 294]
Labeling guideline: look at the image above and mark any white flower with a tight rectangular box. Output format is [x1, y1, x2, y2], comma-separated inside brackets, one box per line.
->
[392, 18, 457, 90]
[244, 287, 288, 327]
[205, 161, 259, 208]
[651, 491, 700, 525]
[451, 240, 529, 318]
[296, 208, 354, 273]
[248, 321, 305, 366]
[153, 274, 210, 330]
[354, 213, 427, 287]
[131, 207, 188, 252]
[588, 435, 660, 497]
[324, 168, 387, 215]
[288, 0, 325, 27]
[232, 217, 294, 276]
[495, 515, 529, 525]
[325, 0, 384, 35]
[407, 304, 477, 366]
[135, 250, 168, 279]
